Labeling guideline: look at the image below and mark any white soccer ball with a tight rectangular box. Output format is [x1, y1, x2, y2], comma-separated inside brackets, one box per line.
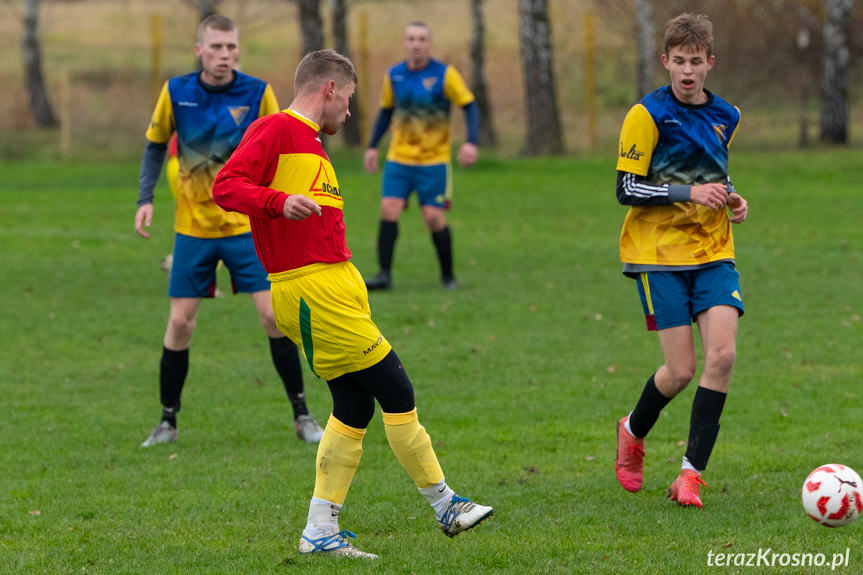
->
[801, 463, 863, 527]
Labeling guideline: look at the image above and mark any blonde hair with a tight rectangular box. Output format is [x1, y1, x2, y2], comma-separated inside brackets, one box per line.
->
[664, 13, 714, 57]
[294, 49, 358, 94]
[197, 15, 236, 44]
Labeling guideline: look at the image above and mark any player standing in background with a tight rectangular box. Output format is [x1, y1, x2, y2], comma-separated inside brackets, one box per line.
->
[363, 22, 479, 291]
[214, 49, 493, 559]
[613, 13, 749, 508]
[134, 15, 324, 447]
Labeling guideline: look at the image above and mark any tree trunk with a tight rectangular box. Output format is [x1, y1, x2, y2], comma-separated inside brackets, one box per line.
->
[634, 0, 654, 99]
[22, 0, 58, 128]
[298, 0, 324, 55]
[184, 0, 223, 21]
[820, 0, 854, 144]
[331, 0, 362, 146]
[470, 0, 496, 146]
[519, 0, 563, 155]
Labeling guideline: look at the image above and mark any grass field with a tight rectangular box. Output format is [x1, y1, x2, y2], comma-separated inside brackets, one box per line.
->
[1, 149, 862, 574]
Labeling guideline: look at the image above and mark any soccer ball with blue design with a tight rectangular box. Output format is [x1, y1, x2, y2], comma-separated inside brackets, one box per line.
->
[801, 463, 863, 527]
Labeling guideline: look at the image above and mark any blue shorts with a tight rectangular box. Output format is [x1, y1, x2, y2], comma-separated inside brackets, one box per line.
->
[169, 233, 269, 298]
[381, 161, 451, 209]
[635, 261, 744, 331]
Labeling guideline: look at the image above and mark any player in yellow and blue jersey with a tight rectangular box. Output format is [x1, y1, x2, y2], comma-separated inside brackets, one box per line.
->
[364, 22, 479, 290]
[134, 15, 324, 447]
[613, 13, 749, 508]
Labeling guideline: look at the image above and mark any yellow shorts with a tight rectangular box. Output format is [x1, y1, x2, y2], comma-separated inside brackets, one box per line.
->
[269, 261, 392, 381]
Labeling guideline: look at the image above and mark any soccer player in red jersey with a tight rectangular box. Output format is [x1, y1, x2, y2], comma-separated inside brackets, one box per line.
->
[214, 49, 493, 559]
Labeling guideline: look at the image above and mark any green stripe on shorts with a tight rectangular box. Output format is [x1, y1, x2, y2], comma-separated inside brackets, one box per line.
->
[298, 298, 316, 377]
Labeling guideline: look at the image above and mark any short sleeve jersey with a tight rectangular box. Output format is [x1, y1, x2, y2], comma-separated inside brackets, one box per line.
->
[380, 59, 474, 166]
[616, 86, 741, 266]
[212, 110, 351, 273]
[145, 71, 279, 238]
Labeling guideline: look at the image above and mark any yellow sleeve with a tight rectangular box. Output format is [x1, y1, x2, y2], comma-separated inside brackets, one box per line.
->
[616, 104, 657, 176]
[379, 75, 394, 109]
[727, 106, 742, 147]
[259, 84, 280, 117]
[443, 66, 475, 107]
[144, 82, 174, 144]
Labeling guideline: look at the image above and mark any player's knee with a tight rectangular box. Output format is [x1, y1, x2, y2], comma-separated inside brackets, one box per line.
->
[706, 345, 736, 377]
[668, 362, 696, 390]
[167, 313, 196, 338]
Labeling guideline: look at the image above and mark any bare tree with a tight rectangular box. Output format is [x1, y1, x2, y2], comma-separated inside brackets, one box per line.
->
[519, 0, 563, 155]
[634, 0, 655, 99]
[298, 0, 324, 55]
[470, 0, 496, 146]
[331, 0, 361, 146]
[820, 0, 854, 143]
[182, 0, 223, 21]
[22, 0, 58, 128]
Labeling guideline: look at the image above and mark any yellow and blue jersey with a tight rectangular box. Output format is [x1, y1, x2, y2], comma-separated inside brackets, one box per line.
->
[380, 59, 474, 166]
[616, 87, 741, 267]
[145, 71, 279, 238]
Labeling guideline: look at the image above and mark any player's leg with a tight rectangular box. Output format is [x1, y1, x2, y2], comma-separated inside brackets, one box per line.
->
[249, 290, 323, 442]
[670, 263, 743, 507]
[298, 375, 378, 558]
[222, 233, 324, 442]
[351, 350, 493, 537]
[417, 164, 456, 288]
[367, 161, 410, 290]
[142, 234, 219, 447]
[617, 271, 696, 490]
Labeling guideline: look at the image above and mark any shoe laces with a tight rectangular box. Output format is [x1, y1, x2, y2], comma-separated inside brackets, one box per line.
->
[679, 471, 708, 492]
[439, 495, 473, 527]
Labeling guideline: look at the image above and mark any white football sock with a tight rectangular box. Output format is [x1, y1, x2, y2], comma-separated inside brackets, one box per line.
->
[303, 497, 341, 539]
[419, 479, 455, 519]
[681, 456, 701, 474]
[625, 412, 634, 436]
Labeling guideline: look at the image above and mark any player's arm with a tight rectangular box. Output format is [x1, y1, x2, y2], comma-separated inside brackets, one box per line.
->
[213, 116, 320, 221]
[725, 176, 748, 223]
[364, 75, 395, 174]
[136, 82, 174, 238]
[443, 66, 479, 167]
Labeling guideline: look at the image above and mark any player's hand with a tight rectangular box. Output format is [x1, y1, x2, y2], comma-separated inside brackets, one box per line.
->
[689, 183, 728, 210]
[135, 203, 154, 238]
[283, 194, 322, 220]
[364, 148, 379, 174]
[457, 142, 478, 168]
[726, 192, 748, 223]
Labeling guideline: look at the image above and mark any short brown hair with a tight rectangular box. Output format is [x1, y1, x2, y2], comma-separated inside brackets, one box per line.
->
[197, 15, 236, 44]
[294, 49, 358, 94]
[664, 13, 713, 56]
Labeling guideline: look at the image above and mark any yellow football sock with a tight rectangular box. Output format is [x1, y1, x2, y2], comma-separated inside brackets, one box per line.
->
[312, 415, 365, 505]
[383, 408, 444, 489]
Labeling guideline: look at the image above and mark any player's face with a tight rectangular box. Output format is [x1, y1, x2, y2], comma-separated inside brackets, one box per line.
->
[195, 27, 239, 86]
[403, 25, 431, 68]
[321, 81, 355, 135]
[662, 45, 714, 105]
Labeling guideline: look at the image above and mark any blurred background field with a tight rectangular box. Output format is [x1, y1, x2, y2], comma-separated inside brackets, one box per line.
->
[2, 0, 863, 160]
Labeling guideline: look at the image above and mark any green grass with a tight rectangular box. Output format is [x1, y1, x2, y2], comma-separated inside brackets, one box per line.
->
[1, 149, 862, 574]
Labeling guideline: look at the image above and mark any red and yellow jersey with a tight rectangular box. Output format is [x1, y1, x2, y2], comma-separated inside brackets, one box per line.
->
[212, 110, 351, 273]
[145, 71, 279, 238]
[381, 59, 474, 166]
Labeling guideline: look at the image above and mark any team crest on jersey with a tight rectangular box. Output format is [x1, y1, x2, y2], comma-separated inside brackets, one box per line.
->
[713, 123, 729, 143]
[423, 77, 438, 91]
[229, 106, 250, 126]
[309, 160, 342, 200]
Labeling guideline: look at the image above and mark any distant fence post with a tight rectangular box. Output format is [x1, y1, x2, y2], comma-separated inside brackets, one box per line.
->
[585, 11, 597, 151]
[59, 67, 71, 159]
[357, 10, 368, 141]
[151, 13, 162, 103]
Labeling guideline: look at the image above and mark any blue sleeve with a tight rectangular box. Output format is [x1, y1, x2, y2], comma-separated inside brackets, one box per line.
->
[137, 141, 168, 207]
[616, 171, 691, 206]
[367, 108, 394, 149]
[462, 101, 479, 145]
